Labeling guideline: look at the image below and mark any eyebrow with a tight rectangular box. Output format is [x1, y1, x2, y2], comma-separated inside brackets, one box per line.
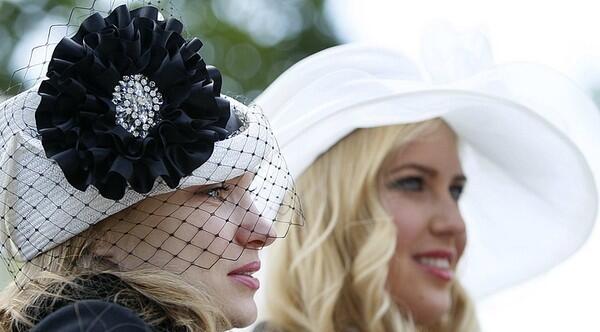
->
[389, 163, 467, 182]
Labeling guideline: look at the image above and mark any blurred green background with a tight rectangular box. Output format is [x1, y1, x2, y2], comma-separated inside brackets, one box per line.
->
[0, 0, 339, 100]
[0, 0, 339, 286]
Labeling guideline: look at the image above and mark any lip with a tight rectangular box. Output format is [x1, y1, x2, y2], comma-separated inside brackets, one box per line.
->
[227, 261, 261, 290]
[413, 250, 455, 282]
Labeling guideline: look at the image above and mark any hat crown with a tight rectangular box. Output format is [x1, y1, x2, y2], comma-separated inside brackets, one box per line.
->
[255, 44, 425, 140]
[421, 23, 494, 84]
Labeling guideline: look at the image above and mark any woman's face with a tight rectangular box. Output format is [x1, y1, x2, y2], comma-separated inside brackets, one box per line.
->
[99, 172, 276, 328]
[379, 123, 467, 325]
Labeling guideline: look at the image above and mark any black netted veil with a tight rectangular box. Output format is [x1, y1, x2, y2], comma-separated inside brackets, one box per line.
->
[0, 0, 303, 290]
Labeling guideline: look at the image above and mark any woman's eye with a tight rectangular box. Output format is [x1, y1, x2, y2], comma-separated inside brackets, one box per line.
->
[389, 177, 424, 191]
[449, 185, 464, 201]
[200, 184, 230, 201]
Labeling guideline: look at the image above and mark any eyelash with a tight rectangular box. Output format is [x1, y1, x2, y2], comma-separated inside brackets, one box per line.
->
[389, 176, 464, 201]
[199, 184, 231, 201]
[449, 185, 464, 201]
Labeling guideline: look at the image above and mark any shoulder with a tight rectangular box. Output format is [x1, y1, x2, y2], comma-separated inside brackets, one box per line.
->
[31, 299, 152, 332]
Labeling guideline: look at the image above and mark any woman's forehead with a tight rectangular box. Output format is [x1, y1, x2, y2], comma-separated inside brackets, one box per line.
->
[386, 125, 462, 174]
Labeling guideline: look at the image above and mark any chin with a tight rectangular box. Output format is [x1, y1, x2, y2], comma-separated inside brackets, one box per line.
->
[412, 290, 453, 326]
[226, 299, 258, 328]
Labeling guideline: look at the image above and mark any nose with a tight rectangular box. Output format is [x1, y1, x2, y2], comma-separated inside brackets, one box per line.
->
[429, 197, 466, 237]
[233, 203, 277, 249]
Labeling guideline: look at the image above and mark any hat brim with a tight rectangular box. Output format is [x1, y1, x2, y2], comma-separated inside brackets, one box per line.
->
[272, 81, 597, 299]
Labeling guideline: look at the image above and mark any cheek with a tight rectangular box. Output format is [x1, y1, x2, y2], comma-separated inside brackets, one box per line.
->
[385, 196, 431, 285]
[386, 201, 430, 251]
[182, 263, 223, 291]
[380, 189, 430, 241]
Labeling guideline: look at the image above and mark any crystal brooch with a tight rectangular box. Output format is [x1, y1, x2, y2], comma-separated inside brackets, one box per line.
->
[112, 74, 163, 138]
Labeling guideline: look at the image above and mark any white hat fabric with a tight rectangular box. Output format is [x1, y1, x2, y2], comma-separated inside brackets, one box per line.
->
[255, 43, 598, 298]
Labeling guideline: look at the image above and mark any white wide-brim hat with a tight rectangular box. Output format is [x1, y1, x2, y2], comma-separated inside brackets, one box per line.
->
[255, 43, 599, 298]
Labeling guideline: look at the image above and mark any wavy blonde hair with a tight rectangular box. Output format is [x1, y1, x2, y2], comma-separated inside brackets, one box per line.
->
[0, 211, 232, 332]
[264, 119, 479, 332]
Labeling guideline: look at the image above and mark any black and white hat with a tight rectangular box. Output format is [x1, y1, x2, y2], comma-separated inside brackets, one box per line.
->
[0, 2, 302, 277]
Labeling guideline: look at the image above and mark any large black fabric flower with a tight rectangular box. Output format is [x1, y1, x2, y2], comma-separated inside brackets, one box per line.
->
[36, 5, 232, 200]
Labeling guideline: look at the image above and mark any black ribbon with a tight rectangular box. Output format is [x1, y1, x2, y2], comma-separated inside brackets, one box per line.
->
[36, 5, 232, 200]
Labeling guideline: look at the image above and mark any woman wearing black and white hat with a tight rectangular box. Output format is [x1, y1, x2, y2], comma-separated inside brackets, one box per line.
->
[254, 35, 599, 331]
[0, 3, 302, 331]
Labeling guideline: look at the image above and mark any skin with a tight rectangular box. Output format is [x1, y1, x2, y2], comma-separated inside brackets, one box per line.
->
[97, 172, 276, 328]
[380, 122, 467, 325]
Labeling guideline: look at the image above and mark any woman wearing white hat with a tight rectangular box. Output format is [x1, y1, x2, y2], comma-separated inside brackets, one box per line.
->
[0, 3, 302, 331]
[253, 37, 598, 331]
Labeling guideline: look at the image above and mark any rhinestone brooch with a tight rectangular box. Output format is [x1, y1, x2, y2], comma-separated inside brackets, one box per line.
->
[112, 74, 163, 138]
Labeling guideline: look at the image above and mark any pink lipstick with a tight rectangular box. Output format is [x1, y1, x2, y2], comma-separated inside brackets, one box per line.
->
[228, 261, 261, 290]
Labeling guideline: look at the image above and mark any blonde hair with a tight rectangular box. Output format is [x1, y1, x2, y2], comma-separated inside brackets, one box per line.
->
[264, 119, 479, 332]
[0, 212, 232, 332]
